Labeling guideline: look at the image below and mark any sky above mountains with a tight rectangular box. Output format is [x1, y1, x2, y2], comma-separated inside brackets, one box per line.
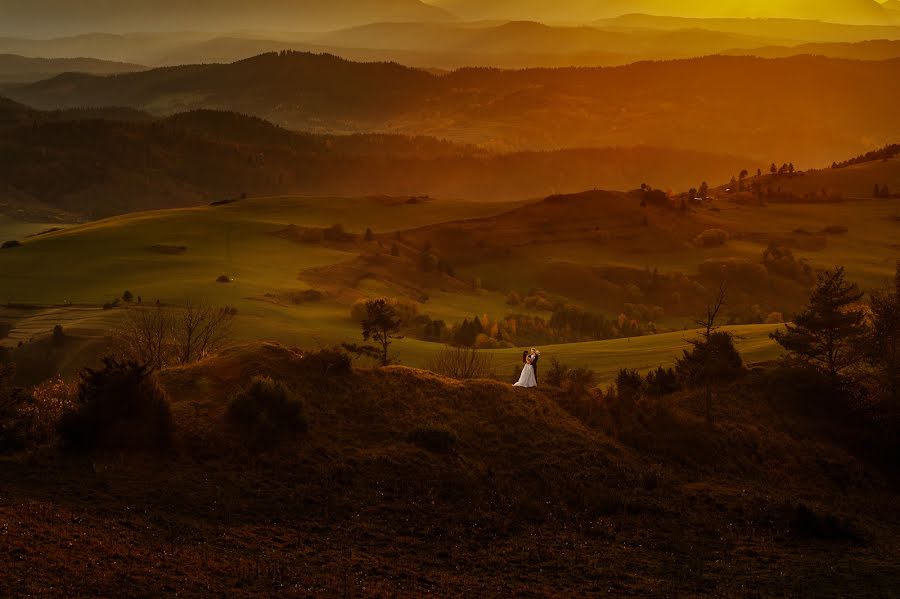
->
[1, 0, 897, 37]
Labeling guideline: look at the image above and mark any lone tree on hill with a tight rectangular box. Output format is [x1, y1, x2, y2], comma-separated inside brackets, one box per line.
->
[739, 169, 749, 190]
[772, 267, 867, 391]
[361, 299, 402, 366]
[698, 181, 709, 200]
[676, 282, 742, 422]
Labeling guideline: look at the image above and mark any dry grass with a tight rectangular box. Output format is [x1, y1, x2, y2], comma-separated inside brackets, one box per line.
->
[2, 342, 899, 596]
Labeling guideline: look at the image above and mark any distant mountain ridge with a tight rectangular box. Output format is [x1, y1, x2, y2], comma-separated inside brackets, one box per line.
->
[5, 51, 899, 167]
[432, 0, 895, 25]
[0, 54, 144, 84]
[0, 0, 455, 37]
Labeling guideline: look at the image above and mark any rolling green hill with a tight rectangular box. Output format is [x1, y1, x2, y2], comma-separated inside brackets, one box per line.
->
[3, 184, 898, 384]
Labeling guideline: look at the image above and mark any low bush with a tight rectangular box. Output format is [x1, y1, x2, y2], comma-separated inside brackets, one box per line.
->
[790, 503, 858, 541]
[301, 348, 352, 377]
[58, 359, 173, 453]
[426, 345, 495, 380]
[544, 358, 597, 394]
[225, 376, 307, 452]
[693, 229, 729, 247]
[544, 358, 570, 388]
[644, 367, 680, 396]
[1, 240, 21, 249]
[216, 275, 232, 283]
[615, 369, 644, 401]
[288, 289, 323, 304]
[408, 426, 457, 454]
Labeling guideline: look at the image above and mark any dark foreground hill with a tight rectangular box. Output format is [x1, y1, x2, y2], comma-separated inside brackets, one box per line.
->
[0, 103, 752, 220]
[1, 342, 898, 595]
[6, 51, 899, 165]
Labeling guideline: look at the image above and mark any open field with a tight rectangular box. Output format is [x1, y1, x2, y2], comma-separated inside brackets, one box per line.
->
[1, 192, 895, 384]
[396, 323, 785, 384]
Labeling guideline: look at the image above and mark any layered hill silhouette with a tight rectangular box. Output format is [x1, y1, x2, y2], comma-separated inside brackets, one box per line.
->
[436, 0, 896, 25]
[0, 101, 753, 219]
[0, 0, 454, 37]
[724, 38, 900, 61]
[5, 51, 898, 165]
[0, 54, 144, 84]
[2, 18, 899, 70]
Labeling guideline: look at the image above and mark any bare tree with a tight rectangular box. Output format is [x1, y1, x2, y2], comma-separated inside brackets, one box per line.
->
[426, 345, 495, 380]
[683, 282, 735, 422]
[116, 304, 174, 370]
[173, 300, 236, 365]
[115, 300, 236, 369]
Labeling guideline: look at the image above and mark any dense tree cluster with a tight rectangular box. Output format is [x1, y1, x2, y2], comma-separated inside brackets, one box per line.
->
[831, 144, 900, 169]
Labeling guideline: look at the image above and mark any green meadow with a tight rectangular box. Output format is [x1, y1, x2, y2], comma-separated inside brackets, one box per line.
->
[1, 193, 895, 379]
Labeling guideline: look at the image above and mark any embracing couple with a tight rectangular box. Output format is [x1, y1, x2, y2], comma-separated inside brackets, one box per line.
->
[513, 348, 541, 388]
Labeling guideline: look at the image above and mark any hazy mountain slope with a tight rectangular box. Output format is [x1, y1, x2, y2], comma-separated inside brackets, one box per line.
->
[0, 54, 144, 84]
[596, 14, 900, 42]
[313, 20, 791, 56]
[433, 0, 892, 25]
[6, 51, 898, 166]
[0, 0, 455, 37]
[725, 39, 900, 60]
[0, 104, 754, 219]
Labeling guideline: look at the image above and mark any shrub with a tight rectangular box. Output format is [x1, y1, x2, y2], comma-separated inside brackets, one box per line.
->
[17, 376, 77, 448]
[323, 223, 352, 242]
[544, 358, 571, 388]
[52, 324, 65, 343]
[288, 289, 323, 304]
[301, 348, 352, 377]
[766, 312, 785, 324]
[1, 240, 21, 249]
[693, 229, 729, 247]
[615, 369, 644, 401]
[216, 275, 232, 283]
[676, 331, 744, 387]
[225, 376, 307, 451]
[543, 358, 596, 394]
[426, 345, 495, 380]
[122, 290, 134, 303]
[408, 426, 457, 454]
[58, 359, 173, 453]
[645, 367, 680, 396]
[566, 367, 597, 395]
[790, 503, 858, 541]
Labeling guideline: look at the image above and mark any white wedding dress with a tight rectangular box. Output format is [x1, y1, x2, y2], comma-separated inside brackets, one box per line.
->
[514, 360, 537, 388]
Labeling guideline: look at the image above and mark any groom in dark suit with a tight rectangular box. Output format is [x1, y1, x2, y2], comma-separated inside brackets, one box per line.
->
[530, 348, 541, 384]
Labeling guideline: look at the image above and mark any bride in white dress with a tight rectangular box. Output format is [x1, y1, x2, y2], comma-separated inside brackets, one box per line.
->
[514, 350, 537, 388]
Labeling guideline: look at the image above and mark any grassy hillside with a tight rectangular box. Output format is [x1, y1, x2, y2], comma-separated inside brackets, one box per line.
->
[3, 342, 899, 595]
[3, 186, 898, 385]
[6, 52, 899, 165]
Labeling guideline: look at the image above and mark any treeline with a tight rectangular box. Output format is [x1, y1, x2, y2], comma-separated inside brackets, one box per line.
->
[831, 144, 900, 169]
[438, 304, 654, 349]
